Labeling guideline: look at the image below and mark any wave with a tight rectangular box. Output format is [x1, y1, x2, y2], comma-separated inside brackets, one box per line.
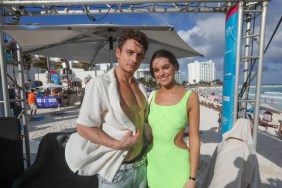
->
[206, 87, 282, 99]
[248, 93, 282, 100]
[263, 91, 282, 95]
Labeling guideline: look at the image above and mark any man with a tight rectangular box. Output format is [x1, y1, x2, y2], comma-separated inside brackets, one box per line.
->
[65, 29, 149, 188]
[27, 88, 37, 116]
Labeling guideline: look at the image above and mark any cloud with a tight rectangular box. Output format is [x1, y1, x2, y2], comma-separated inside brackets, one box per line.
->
[175, 2, 282, 84]
[176, 15, 226, 81]
[178, 15, 225, 58]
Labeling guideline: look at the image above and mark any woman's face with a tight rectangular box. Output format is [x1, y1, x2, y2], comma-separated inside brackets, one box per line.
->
[152, 57, 176, 87]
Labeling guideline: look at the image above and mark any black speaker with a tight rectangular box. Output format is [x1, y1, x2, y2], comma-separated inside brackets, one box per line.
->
[0, 117, 24, 188]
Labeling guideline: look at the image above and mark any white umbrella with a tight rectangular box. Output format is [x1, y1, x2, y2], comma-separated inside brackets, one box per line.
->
[39, 83, 64, 89]
[1, 24, 202, 67]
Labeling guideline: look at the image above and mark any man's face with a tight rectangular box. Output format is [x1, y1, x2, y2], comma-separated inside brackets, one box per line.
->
[116, 39, 145, 74]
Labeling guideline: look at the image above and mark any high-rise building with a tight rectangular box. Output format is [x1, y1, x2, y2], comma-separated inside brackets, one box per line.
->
[187, 60, 215, 83]
[134, 68, 151, 82]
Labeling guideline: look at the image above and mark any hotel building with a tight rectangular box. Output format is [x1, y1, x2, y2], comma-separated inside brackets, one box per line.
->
[187, 60, 215, 83]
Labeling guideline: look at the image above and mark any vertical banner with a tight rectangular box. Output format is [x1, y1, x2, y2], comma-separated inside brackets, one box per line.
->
[220, 4, 238, 139]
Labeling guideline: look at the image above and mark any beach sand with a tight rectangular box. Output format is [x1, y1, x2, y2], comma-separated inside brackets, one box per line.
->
[25, 104, 282, 188]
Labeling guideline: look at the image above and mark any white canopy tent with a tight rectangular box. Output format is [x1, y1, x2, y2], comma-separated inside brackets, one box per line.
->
[0, 24, 202, 67]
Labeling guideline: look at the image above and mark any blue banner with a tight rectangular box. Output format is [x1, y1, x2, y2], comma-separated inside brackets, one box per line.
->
[220, 4, 238, 139]
[51, 73, 60, 84]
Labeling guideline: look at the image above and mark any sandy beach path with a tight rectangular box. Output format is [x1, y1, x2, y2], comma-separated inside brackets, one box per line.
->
[25, 105, 282, 188]
[26, 106, 79, 159]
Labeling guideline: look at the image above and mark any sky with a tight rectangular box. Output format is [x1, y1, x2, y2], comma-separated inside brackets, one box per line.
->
[19, 1, 282, 84]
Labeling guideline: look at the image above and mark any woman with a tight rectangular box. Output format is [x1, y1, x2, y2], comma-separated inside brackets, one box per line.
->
[146, 49, 200, 188]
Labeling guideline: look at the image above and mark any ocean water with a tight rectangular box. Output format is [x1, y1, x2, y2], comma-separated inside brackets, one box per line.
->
[210, 85, 282, 112]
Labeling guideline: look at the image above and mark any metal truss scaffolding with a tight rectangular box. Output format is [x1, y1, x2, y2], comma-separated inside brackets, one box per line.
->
[0, 0, 268, 167]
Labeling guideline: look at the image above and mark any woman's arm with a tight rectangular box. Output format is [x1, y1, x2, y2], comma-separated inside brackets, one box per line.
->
[184, 91, 200, 188]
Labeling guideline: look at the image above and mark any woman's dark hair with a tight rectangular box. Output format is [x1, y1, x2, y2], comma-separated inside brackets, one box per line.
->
[118, 28, 149, 53]
[149, 49, 179, 78]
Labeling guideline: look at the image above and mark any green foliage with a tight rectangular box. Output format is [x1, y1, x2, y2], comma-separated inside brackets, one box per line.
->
[181, 80, 188, 87]
[137, 77, 158, 89]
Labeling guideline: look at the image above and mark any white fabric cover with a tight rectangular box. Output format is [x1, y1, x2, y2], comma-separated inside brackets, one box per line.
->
[202, 118, 262, 188]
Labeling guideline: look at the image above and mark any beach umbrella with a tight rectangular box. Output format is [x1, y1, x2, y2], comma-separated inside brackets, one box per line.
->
[259, 103, 281, 114]
[0, 24, 202, 68]
[40, 83, 64, 89]
[209, 95, 222, 101]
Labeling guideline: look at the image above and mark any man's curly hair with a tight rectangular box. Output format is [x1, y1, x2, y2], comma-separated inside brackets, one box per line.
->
[118, 28, 149, 53]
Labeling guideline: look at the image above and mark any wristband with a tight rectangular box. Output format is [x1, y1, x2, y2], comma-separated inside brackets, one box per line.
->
[189, 176, 197, 181]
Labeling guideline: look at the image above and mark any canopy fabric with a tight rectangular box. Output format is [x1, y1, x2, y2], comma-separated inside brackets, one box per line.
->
[39, 83, 64, 89]
[0, 24, 202, 65]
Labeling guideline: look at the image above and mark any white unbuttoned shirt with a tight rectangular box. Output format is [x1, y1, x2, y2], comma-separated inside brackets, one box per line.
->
[65, 68, 148, 182]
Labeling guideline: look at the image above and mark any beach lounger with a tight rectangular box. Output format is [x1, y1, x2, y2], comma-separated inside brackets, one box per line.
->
[12, 132, 98, 188]
[0, 117, 24, 188]
[259, 115, 279, 129]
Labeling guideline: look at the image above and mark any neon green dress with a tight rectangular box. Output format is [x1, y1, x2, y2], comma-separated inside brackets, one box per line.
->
[147, 90, 192, 188]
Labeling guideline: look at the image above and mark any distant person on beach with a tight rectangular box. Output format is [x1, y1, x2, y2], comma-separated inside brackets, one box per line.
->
[56, 90, 63, 110]
[65, 28, 149, 188]
[146, 49, 200, 188]
[27, 88, 37, 116]
[63, 91, 68, 109]
[217, 111, 222, 132]
[276, 120, 282, 139]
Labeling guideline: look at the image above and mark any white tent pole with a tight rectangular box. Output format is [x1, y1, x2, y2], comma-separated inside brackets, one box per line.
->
[232, 1, 243, 125]
[0, 31, 10, 117]
[17, 44, 31, 167]
[253, 1, 267, 149]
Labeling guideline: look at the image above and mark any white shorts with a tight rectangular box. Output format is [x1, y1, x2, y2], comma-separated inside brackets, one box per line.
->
[29, 103, 38, 110]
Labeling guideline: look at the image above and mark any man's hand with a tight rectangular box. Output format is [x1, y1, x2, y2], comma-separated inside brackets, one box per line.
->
[114, 129, 140, 150]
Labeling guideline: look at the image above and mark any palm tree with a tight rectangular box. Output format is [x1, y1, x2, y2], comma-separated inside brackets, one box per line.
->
[137, 77, 147, 86]
[71, 61, 90, 70]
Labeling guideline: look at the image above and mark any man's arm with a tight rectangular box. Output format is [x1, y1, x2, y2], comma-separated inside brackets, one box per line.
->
[77, 124, 140, 150]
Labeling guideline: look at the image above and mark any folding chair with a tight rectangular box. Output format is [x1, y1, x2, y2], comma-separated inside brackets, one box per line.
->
[12, 132, 98, 188]
[0, 117, 24, 188]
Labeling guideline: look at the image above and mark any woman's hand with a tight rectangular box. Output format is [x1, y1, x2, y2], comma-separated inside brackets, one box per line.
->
[183, 179, 196, 188]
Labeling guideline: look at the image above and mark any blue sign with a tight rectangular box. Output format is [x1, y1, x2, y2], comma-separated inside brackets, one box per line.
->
[51, 73, 60, 84]
[221, 4, 238, 139]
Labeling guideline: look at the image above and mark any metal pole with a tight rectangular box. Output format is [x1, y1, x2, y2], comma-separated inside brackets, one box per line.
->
[109, 36, 114, 69]
[241, 13, 252, 110]
[253, 1, 267, 149]
[232, 1, 243, 125]
[17, 44, 31, 167]
[47, 57, 51, 83]
[0, 30, 10, 117]
[0, 0, 266, 6]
